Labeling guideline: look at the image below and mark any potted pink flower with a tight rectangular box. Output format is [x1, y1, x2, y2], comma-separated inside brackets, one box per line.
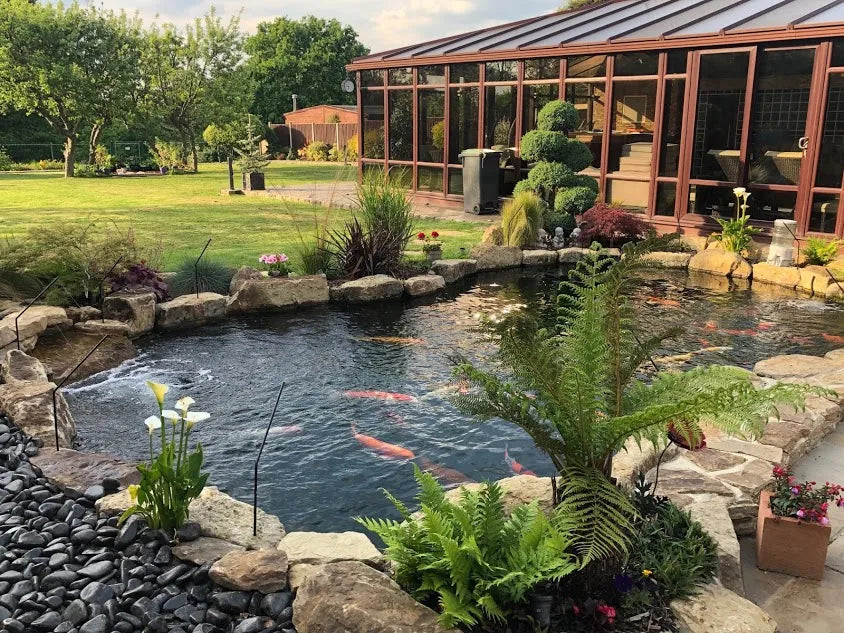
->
[259, 253, 292, 277]
[756, 464, 844, 580]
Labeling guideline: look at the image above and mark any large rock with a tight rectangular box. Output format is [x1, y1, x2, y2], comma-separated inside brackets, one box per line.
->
[469, 244, 522, 271]
[74, 319, 132, 336]
[798, 265, 833, 296]
[557, 247, 591, 264]
[688, 250, 752, 278]
[65, 306, 102, 323]
[229, 266, 263, 295]
[278, 531, 382, 567]
[30, 329, 135, 385]
[0, 381, 75, 447]
[30, 448, 139, 497]
[686, 499, 743, 595]
[404, 275, 445, 297]
[293, 561, 456, 633]
[430, 259, 477, 283]
[228, 274, 330, 313]
[521, 249, 558, 266]
[1, 349, 49, 385]
[445, 475, 555, 516]
[753, 353, 840, 379]
[210, 549, 289, 593]
[0, 305, 70, 349]
[102, 291, 156, 337]
[671, 582, 776, 633]
[330, 275, 404, 303]
[751, 262, 801, 289]
[172, 537, 244, 565]
[641, 251, 692, 269]
[96, 486, 285, 549]
[156, 292, 227, 330]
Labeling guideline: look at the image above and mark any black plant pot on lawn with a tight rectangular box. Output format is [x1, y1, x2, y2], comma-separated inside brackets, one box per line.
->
[243, 171, 265, 191]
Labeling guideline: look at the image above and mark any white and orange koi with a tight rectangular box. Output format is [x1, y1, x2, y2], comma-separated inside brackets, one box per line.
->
[343, 390, 418, 403]
[504, 445, 537, 477]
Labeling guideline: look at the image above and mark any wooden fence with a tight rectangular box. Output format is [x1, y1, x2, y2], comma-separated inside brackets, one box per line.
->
[269, 123, 358, 152]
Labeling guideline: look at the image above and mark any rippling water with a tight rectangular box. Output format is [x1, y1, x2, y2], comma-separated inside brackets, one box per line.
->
[64, 268, 844, 531]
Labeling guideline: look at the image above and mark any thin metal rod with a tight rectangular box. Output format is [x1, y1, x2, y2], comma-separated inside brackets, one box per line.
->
[15, 277, 59, 350]
[195, 238, 212, 298]
[99, 256, 124, 321]
[781, 222, 801, 265]
[254, 382, 286, 536]
[52, 335, 108, 451]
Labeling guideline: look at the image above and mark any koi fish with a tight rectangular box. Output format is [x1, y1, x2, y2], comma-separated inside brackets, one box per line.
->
[822, 333, 844, 344]
[343, 390, 418, 403]
[268, 424, 303, 436]
[646, 296, 682, 308]
[504, 445, 537, 477]
[351, 423, 415, 460]
[703, 321, 718, 330]
[417, 457, 472, 486]
[655, 346, 732, 365]
[357, 336, 425, 345]
[757, 321, 777, 331]
[385, 411, 406, 426]
[697, 338, 711, 347]
[723, 328, 758, 337]
[789, 335, 812, 345]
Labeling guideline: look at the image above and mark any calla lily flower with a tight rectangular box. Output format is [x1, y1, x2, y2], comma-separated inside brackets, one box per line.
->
[128, 484, 139, 503]
[144, 416, 162, 435]
[162, 410, 181, 423]
[175, 396, 195, 414]
[146, 381, 169, 407]
[733, 187, 746, 197]
[185, 411, 210, 424]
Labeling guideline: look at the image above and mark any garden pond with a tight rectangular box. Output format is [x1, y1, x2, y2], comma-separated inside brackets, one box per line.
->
[65, 267, 844, 531]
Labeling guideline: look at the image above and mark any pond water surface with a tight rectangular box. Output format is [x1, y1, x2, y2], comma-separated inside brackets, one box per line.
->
[65, 268, 844, 532]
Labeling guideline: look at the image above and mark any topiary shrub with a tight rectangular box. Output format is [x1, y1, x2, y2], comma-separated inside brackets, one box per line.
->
[517, 100, 598, 230]
[501, 191, 543, 248]
[579, 202, 648, 247]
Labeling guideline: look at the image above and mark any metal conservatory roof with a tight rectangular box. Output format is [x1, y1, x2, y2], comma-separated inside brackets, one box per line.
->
[348, 0, 844, 69]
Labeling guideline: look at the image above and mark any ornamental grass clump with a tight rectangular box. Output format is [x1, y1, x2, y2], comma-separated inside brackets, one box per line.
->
[120, 381, 209, 531]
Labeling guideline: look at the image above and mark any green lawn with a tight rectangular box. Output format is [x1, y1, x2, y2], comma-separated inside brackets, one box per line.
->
[0, 161, 486, 271]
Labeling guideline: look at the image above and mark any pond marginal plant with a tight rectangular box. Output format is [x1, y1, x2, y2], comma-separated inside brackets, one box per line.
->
[451, 239, 825, 561]
[120, 381, 209, 531]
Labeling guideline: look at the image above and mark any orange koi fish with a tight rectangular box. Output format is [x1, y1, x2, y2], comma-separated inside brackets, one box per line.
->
[358, 336, 425, 345]
[646, 296, 682, 308]
[724, 328, 758, 337]
[504, 445, 537, 477]
[417, 457, 472, 486]
[351, 423, 415, 460]
[822, 333, 844, 344]
[343, 390, 418, 403]
[757, 322, 777, 331]
[703, 321, 718, 330]
[789, 335, 812, 345]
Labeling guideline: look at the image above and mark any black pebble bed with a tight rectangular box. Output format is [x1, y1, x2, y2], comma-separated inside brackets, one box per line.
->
[0, 415, 297, 633]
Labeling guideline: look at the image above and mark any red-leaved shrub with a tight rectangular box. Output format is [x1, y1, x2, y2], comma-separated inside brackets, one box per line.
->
[579, 203, 648, 247]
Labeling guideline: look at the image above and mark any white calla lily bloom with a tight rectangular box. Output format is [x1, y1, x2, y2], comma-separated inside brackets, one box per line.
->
[175, 396, 195, 414]
[144, 416, 162, 435]
[733, 187, 746, 197]
[162, 409, 181, 423]
[185, 411, 210, 423]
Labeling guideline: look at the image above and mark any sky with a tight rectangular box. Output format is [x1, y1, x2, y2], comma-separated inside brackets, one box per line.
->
[96, 1, 563, 54]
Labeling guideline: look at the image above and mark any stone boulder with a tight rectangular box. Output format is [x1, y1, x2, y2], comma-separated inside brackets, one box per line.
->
[445, 475, 555, 516]
[671, 582, 776, 633]
[751, 263, 801, 289]
[278, 531, 383, 568]
[65, 306, 102, 323]
[74, 319, 132, 336]
[210, 549, 289, 593]
[30, 448, 139, 497]
[470, 244, 522, 271]
[430, 259, 477, 283]
[173, 537, 244, 566]
[102, 291, 156, 337]
[293, 561, 456, 633]
[688, 250, 752, 278]
[557, 247, 591, 264]
[686, 499, 743, 595]
[229, 266, 263, 295]
[0, 381, 75, 447]
[521, 250, 558, 266]
[330, 275, 404, 303]
[0, 305, 70, 351]
[404, 275, 445, 297]
[641, 251, 692, 269]
[228, 274, 330, 313]
[753, 353, 840, 379]
[798, 265, 834, 296]
[1, 349, 49, 385]
[156, 292, 227, 330]
[30, 329, 135, 385]
[96, 485, 285, 550]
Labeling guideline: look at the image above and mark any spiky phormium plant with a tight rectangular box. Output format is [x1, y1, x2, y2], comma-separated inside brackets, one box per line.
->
[451, 240, 825, 560]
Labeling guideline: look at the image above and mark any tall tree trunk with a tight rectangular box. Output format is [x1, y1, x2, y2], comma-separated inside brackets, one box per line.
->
[188, 128, 198, 172]
[63, 136, 77, 178]
[227, 152, 234, 191]
[88, 124, 103, 164]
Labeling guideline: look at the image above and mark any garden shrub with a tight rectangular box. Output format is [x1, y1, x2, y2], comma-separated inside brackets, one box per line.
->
[169, 257, 234, 296]
[93, 144, 114, 170]
[106, 262, 168, 301]
[501, 191, 543, 247]
[358, 465, 579, 629]
[302, 141, 331, 162]
[804, 236, 841, 266]
[578, 202, 648, 247]
[543, 209, 575, 235]
[153, 140, 189, 171]
[0, 147, 11, 171]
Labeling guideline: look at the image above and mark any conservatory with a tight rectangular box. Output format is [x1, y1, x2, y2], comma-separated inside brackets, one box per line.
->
[347, 0, 844, 238]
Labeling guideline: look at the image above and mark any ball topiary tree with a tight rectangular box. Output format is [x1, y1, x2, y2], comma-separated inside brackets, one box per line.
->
[516, 101, 598, 224]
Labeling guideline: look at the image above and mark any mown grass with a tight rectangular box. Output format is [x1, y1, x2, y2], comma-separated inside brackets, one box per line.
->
[0, 162, 486, 271]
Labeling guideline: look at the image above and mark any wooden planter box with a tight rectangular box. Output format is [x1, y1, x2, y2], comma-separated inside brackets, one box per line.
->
[756, 490, 831, 580]
[242, 172, 265, 191]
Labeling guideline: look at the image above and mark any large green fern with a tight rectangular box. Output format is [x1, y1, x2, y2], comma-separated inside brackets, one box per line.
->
[450, 239, 827, 564]
[357, 465, 579, 629]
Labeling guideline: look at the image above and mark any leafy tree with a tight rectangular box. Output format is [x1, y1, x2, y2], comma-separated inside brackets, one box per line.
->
[0, 1, 143, 177]
[140, 9, 247, 172]
[245, 16, 368, 122]
[451, 240, 822, 558]
[203, 122, 240, 190]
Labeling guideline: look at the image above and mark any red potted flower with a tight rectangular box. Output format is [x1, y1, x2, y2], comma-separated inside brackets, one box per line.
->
[418, 231, 443, 262]
[756, 464, 844, 580]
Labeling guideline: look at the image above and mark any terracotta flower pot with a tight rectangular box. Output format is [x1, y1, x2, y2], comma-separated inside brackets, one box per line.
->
[756, 489, 831, 580]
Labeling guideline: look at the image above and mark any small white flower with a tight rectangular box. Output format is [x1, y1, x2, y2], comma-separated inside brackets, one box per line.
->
[733, 187, 746, 197]
[175, 396, 195, 414]
[144, 416, 162, 435]
[185, 411, 210, 424]
[162, 410, 181, 423]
